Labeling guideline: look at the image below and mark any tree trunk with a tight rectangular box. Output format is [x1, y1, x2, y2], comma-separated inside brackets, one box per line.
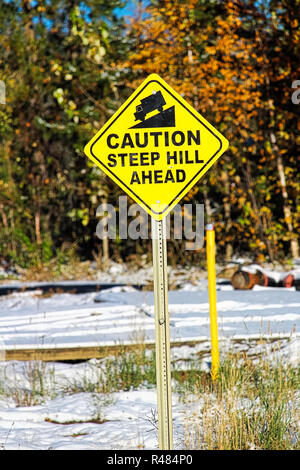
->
[35, 207, 42, 245]
[221, 170, 233, 262]
[0, 203, 8, 228]
[3, 140, 17, 254]
[244, 159, 275, 263]
[267, 87, 299, 258]
[256, 34, 299, 260]
[274, 140, 299, 259]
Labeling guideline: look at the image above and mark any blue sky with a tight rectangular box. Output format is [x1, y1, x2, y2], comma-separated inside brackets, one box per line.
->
[114, 0, 149, 19]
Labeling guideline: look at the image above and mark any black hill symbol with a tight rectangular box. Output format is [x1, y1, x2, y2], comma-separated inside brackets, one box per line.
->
[134, 90, 165, 121]
[130, 91, 175, 129]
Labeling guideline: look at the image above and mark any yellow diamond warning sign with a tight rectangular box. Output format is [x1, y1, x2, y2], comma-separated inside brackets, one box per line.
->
[84, 74, 229, 220]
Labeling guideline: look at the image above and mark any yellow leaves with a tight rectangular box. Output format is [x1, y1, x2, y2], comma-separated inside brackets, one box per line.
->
[206, 47, 216, 55]
[284, 167, 294, 177]
[265, 141, 272, 154]
[51, 63, 63, 76]
[260, 206, 271, 215]
[68, 100, 77, 111]
[284, 216, 292, 225]
[238, 196, 246, 208]
[239, 129, 249, 139]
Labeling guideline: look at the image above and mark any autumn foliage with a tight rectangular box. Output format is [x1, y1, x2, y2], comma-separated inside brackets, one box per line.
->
[125, 0, 300, 262]
[0, 0, 299, 269]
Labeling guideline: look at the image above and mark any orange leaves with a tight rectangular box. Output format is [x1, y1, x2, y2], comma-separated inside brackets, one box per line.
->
[291, 19, 298, 28]
[120, 0, 300, 260]
[206, 46, 216, 55]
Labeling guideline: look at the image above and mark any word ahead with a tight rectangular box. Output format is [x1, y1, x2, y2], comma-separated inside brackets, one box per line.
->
[84, 74, 229, 220]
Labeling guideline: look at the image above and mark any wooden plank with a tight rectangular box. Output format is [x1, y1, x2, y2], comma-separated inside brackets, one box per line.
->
[0, 335, 291, 362]
[2, 340, 206, 362]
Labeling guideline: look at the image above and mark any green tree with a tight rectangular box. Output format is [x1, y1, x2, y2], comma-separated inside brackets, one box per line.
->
[0, 0, 128, 267]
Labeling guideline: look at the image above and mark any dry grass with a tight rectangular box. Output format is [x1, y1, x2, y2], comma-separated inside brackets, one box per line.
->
[0, 346, 298, 450]
[181, 354, 300, 450]
[22, 259, 97, 282]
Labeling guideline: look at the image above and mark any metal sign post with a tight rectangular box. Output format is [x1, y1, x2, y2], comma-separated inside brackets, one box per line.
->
[151, 217, 173, 450]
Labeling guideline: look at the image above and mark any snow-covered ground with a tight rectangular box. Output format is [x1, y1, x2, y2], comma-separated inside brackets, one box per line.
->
[0, 283, 299, 352]
[0, 276, 299, 449]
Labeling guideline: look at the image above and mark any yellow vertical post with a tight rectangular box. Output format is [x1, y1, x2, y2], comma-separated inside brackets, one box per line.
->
[206, 224, 220, 380]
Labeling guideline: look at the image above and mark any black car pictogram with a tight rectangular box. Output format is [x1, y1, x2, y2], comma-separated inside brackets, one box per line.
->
[134, 91, 166, 122]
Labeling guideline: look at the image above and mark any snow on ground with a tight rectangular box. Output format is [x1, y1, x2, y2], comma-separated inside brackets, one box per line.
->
[0, 276, 299, 449]
[0, 284, 299, 352]
[0, 381, 196, 450]
[0, 389, 161, 450]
